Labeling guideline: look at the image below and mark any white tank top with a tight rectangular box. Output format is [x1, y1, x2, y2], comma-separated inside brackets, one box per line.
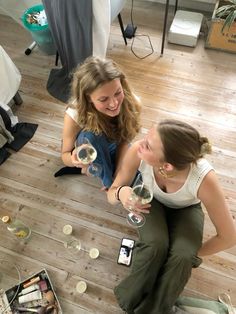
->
[139, 159, 214, 209]
[66, 107, 78, 123]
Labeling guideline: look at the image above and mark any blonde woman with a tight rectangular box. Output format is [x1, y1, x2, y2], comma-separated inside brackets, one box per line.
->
[107, 119, 236, 314]
[55, 56, 141, 188]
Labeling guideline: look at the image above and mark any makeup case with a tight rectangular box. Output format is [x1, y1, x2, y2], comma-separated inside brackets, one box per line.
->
[0, 268, 63, 314]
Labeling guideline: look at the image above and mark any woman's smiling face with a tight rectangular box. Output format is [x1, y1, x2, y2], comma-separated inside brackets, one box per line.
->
[89, 79, 124, 117]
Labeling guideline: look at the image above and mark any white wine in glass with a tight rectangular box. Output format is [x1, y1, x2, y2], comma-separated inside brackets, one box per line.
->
[75, 138, 102, 177]
[75, 138, 97, 164]
[127, 173, 153, 228]
[132, 185, 153, 204]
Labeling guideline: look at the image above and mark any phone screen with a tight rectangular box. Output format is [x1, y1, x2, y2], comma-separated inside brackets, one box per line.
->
[117, 238, 135, 266]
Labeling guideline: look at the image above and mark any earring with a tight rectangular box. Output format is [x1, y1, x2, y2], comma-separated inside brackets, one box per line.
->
[158, 166, 168, 178]
[159, 166, 175, 179]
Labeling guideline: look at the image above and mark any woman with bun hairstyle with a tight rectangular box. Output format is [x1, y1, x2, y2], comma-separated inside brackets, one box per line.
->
[107, 119, 236, 314]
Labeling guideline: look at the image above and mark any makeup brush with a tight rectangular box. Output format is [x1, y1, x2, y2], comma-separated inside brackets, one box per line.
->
[16, 307, 46, 313]
[16, 305, 57, 314]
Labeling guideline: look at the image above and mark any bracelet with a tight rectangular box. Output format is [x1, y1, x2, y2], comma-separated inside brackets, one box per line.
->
[115, 185, 126, 201]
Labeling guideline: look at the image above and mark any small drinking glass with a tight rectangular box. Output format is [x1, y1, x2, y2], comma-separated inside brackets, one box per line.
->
[126, 173, 153, 228]
[64, 238, 81, 251]
[62, 225, 81, 252]
[74, 137, 102, 177]
[76, 281, 87, 294]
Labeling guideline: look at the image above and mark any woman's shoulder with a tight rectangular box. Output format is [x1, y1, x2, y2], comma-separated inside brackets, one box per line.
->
[65, 107, 78, 122]
[121, 141, 141, 170]
[123, 141, 141, 161]
[190, 158, 214, 184]
[130, 140, 141, 151]
[133, 93, 141, 103]
[196, 158, 214, 171]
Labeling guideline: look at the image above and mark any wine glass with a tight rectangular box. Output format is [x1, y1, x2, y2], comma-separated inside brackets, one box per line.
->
[64, 238, 81, 251]
[75, 137, 102, 177]
[62, 225, 81, 252]
[126, 172, 153, 228]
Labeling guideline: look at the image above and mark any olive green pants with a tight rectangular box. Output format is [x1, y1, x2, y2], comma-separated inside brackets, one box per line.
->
[114, 198, 204, 314]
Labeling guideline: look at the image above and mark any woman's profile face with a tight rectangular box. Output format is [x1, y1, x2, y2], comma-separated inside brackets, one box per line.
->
[137, 127, 164, 166]
[89, 79, 124, 117]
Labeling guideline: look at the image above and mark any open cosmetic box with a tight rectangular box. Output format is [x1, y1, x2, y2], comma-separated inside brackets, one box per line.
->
[0, 269, 63, 314]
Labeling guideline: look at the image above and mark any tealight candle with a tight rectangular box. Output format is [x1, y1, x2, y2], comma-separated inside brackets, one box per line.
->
[89, 248, 99, 259]
[76, 281, 87, 294]
[63, 224, 73, 235]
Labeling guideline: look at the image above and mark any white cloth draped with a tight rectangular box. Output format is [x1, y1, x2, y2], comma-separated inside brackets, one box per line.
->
[92, 0, 126, 57]
[0, 45, 21, 125]
[92, 0, 111, 58]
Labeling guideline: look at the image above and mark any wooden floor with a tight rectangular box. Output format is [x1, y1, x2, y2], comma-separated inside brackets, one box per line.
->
[0, 1, 236, 313]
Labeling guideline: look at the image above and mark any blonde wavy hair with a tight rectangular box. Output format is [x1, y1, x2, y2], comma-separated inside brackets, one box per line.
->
[68, 56, 141, 143]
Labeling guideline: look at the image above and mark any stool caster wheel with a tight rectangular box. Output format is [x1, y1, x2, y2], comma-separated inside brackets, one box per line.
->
[25, 48, 32, 55]
[25, 42, 36, 55]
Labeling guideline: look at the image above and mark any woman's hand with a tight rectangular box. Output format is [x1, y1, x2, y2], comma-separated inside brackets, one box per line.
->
[71, 149, 83, 167]
[119, 186, 151, 214]
[70, 149, 89, 175]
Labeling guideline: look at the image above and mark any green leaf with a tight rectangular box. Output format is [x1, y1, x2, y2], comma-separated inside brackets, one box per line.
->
[221, 9, 236, 32]
[215, 1, 236, 32]
[216, 5, 234, 17]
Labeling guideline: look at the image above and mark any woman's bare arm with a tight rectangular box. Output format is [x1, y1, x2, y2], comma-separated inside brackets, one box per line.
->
[61, 113, 81, 167]
[197, 170, 236, 256]
[107, 141, 141, 205]
[114, 141, 129, 177]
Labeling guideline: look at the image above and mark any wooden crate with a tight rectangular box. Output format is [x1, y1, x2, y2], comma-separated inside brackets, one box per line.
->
[206, 0, 236, 53]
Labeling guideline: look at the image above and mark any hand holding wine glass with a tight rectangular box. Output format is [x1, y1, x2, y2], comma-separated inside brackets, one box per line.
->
[74, 137, 102, 177]
[126, 173, 153, 228]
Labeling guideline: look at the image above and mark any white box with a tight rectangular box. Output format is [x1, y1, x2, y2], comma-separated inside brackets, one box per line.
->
[168, 10, 203, 47]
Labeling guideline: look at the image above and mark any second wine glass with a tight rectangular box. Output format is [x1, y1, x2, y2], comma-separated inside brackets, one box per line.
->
[126, 172, 153, 228]
[62, 225, 81, 253]
[75, 137, 102, 177]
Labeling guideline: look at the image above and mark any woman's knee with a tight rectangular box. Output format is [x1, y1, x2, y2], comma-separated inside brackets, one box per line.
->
[145, 239, 169, 259]
[139, 226, 168, 251]
[77, 130, 98, 145]
[133, 240, 168, 269]
[170, 248, 202, 268]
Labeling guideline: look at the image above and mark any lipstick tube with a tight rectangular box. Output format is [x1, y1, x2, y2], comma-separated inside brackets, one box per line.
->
[23, 276, 40, 288]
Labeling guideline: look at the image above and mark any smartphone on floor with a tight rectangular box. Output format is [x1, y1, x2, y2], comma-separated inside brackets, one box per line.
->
[117, 238, 135, 267]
